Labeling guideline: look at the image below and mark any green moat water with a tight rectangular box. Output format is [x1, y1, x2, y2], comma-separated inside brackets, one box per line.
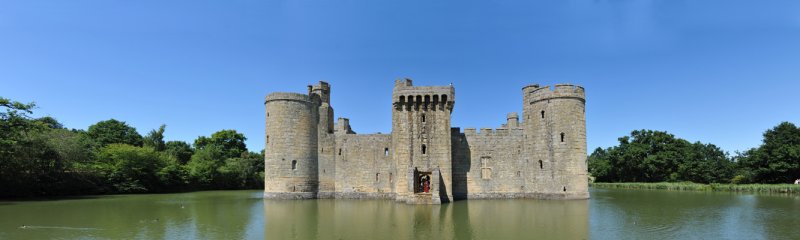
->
[1, 188, 799, 239]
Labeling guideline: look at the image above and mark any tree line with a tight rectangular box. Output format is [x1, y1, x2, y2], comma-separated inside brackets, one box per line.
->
[0, 97, 264, 198]
[589, 122, 800, 184]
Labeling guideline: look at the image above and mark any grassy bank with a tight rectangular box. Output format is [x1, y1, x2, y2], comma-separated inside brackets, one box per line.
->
[590, 182, 800, 194]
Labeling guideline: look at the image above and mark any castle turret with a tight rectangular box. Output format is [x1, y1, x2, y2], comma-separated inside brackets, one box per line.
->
[522, 84, 588, 199]
[264, 92, 319, 198]
[506, 112, 519, 128]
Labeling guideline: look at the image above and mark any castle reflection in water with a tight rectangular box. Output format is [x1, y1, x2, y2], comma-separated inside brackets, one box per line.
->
[262, 198, 589, 240]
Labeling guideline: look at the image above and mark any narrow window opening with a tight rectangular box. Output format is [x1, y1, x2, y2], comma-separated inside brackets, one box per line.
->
[563, 186, 567, 192]
[339, 148, 342, 155]
[560, 132, 565, 142]
[422, 114, 426, 122]
[266, 135, 269, 144]
[422, 144, 427, 154]
[539, 160, 543, 169]
[384, 148, 389, 156]
[376, 173, 380, 182]
[541, 110, 545, 119]
[323, 169, 326, 173]
[291, 160, 297, 170]
[481, 157, 492, 180]
[267, 112, 270, 117]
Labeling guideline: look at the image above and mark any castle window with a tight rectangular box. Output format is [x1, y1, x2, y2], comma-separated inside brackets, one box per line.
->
[541, 110, 545, 119]
[442, 95, 448, 103]
[560, 132, 565, 142]
[481, 157, 492, 180]
[376, 173, 380, 182]
[422, 144, 427, 154]
[291, 160, 297, 170]
[563, 186, 567, 192]
[422, 114, 426, 123]
[339, 148, 342, 155]
[267, 112, 269, 117]
[539, 160, 543, 169]
[266, 135, 269, 144]
[384, 148, 389, 156]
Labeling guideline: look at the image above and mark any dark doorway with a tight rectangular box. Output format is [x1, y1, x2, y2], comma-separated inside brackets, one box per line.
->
[415, 171, 432, 193]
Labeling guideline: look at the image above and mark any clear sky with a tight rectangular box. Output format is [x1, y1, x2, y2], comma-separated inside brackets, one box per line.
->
[2, 1, 799, 154]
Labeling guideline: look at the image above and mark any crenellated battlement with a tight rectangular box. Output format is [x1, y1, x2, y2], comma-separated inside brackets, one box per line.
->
[392, 78, 455, 112]
[460, 127, 523, 136]
[524, 84, 585, 105]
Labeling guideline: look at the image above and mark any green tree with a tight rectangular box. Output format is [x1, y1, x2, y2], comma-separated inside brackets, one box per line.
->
[219, 151, 265, 188]
[0, 97, 41, 150]
[96, 144, 166, 193]
[588, 129, 735, 183]
[36, 116, 64, 129]
[677, 142, 734, 183]
[87, 119, 144, 147]
[736, 122, 800, 183]
[587, 147, 613, 182]
[187, 145, 226, 186]
[143, 124, 166, 151]
[165, 140, 194, 164]
[194, 129, 247, 159]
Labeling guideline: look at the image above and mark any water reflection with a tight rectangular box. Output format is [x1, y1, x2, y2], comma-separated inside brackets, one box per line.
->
[6, 189, 797, 240]
[589, 188, 800, 240]
[0, 190, 263, 239]
[263, 198, 589, 240]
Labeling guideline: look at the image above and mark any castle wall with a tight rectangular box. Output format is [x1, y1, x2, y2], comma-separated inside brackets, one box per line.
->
[333, 133, 394, 199]
[452, 126, 526, 199]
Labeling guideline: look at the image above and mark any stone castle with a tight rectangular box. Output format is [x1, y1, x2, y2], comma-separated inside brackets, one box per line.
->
[264, 79, 588, 204]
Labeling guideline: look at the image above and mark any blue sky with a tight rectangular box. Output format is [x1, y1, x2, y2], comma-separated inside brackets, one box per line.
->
[2, 0, 799, 154]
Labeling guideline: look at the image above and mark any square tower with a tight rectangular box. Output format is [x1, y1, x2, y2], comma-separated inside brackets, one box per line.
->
[391, 78, 456, 204]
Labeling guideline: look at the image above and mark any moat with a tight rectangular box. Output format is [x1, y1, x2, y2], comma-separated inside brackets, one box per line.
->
[2, 188, 799, 239]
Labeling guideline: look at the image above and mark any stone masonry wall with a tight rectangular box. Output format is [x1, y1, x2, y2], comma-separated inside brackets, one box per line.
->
[333, 133, 394, 199]
[451, 127, 526, 199]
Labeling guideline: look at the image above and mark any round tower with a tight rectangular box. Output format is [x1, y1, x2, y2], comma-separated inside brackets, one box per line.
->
[523, 84, 588, 199]
[264, 92, 319, 199]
